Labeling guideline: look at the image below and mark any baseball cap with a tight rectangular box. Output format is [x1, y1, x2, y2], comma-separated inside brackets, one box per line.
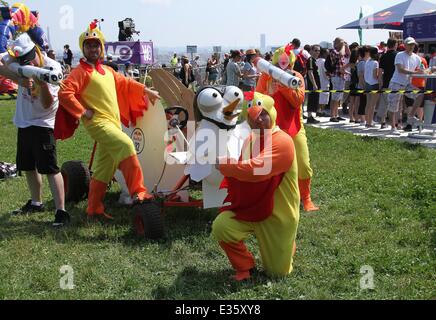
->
[7, 33, 37, 65]
[404, 37, 417, 46]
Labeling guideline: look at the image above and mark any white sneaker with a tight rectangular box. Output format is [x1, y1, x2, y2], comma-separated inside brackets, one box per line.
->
[391, 128, 401, 136]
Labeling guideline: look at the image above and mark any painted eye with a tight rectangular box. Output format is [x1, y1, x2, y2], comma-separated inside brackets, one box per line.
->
[85, 32, 89, 37]
[256, 100, 263, 106]
[198, 88, 223, 113]
[92, 33, 97, 37]
[223, 86, 243, 103]
[247, 102, 253, 109]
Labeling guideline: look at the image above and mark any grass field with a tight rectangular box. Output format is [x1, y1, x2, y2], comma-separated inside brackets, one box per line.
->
[0, 99, 435, 300]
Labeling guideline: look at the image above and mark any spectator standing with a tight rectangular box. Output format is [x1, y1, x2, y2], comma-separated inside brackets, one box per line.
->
[63, 44, 73, 67]
[170, 53, 178, 68]
[206, 54, 219, 85]
[387, 37, 424, 134]
[226, 50, 243, 87]
[377, 39, 398, 129]
[348, 48, 361, 123]
[240, 49, 259, 92]
[306, 45, 321, 124]
[191, 55, 202, 89]
[404, 45, 429, 131]
[364, 47, 381, 128]
[316, 48, 330, 117]
[356, 46, 369, 124]
[0, 34, 70, 227]
[328, 37, 350, 122]
[180, 56, 194, 88]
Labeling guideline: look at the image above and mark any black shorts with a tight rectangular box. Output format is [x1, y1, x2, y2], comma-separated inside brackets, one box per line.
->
[16, 126, 59, 175]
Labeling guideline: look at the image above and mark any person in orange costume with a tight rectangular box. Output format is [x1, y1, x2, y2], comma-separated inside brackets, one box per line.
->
[212, 92, 299, 281]
[58, 22, 161, 219]
[256, 45, 319, 212]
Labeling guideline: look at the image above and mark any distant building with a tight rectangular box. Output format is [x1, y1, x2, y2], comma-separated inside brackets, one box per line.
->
[260, 34, 266, 51]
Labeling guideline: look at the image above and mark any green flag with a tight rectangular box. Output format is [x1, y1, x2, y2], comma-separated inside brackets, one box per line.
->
[358, 7, 363, 46]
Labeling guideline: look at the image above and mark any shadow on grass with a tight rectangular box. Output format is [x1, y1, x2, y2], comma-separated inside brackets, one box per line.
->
[151, 266, 270, 300]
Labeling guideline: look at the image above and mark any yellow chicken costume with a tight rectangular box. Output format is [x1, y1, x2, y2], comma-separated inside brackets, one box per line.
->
[58, 22, 152, 218]
[212, 92, 300, 281]
[256, 46, 319, 212]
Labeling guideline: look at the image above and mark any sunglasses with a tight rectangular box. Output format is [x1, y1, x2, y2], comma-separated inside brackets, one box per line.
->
[17, 48, 36, 66]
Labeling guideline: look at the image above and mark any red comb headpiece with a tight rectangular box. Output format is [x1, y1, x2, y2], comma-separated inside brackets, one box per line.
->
[244, 90, 255, 101]
[90, 20, 98, 30]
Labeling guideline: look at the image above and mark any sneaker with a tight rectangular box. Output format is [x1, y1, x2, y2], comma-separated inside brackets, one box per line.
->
[307, 117, 321, 124]
[12, 200, 45, 215]
[330, 118, 340, 123]
[52, 210, 71, 228]
[337, 117, 346, 121]
[391, 128, 401, 136]
[404, 124, 413, 132]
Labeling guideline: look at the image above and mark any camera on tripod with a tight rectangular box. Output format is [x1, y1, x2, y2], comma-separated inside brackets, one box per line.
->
[118, 18, 140, 41]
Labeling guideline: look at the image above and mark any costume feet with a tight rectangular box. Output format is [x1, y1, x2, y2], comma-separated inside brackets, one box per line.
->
[303, 199, 320, 212]
[232, 270, 251, 282]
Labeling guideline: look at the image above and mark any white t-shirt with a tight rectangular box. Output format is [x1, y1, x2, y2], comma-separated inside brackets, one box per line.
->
[390, 52, 422, 86]
[364, 59, 379, 86]
[13, 55, 61, 129]
[316, 58, 329, 85]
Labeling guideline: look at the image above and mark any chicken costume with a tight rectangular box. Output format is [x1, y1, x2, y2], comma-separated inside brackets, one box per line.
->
[58, 22, 151, 217]
[256, 46, 319, 212]
[212, 92, 300, 281]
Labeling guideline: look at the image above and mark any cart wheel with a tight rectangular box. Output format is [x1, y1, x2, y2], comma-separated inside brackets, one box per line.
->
[133, 201, 165, 240]
[61, 161, 91, 203]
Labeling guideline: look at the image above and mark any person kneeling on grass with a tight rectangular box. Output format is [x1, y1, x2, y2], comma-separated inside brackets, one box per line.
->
[212, 92, 300, 281]
[57, 21, 161, 220]
[0, 34, 69, 227]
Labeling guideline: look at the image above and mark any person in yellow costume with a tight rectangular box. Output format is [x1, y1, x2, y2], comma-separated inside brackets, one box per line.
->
[212, 92, 300, 281]
[58, 22, 161, 219]
[256, 45, 319, 212]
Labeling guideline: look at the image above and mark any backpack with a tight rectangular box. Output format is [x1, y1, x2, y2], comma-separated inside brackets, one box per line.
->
[324, 54, 337, 74]
[294, 53, 307, 76]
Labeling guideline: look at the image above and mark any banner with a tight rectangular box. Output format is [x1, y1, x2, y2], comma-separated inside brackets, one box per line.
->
[105, 41, 154, 65]
[404, 13, 436, 41]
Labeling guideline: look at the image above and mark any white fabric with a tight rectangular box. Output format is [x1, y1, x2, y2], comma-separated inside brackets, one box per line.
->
[364, 59, 379, 86]
[390, 52, 422, 86]
[13, 55, 62, 129]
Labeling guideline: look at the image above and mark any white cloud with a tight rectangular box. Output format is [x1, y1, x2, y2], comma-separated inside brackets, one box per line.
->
[140, 0, 173, 6]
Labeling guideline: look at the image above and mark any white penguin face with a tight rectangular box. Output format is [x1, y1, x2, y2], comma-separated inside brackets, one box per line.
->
[197, 88, 223, 115]
[220, 86, 243, 126]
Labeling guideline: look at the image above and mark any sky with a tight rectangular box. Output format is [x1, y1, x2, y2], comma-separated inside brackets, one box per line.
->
[14, 0, 436, 51]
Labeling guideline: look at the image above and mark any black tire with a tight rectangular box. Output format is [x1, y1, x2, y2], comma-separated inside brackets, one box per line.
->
[61, 161, 91, 203]
[133, 201, 165, 240]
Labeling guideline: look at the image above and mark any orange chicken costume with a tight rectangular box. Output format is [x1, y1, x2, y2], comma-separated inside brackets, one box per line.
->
[256, 45, 319, 212]
[58, 22, 152, 218]
[212, 92, 300, 281]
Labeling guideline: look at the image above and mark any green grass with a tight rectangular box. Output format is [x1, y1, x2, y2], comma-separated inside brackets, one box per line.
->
[0, 99, 435, 300]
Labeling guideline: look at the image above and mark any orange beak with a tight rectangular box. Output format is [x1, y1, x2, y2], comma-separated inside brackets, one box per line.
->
[223, 98, 241, 120]
[248, 105, 263, 122]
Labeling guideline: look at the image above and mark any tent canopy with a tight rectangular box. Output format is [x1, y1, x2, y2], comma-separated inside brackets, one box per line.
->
[337, 0, 436, 30]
